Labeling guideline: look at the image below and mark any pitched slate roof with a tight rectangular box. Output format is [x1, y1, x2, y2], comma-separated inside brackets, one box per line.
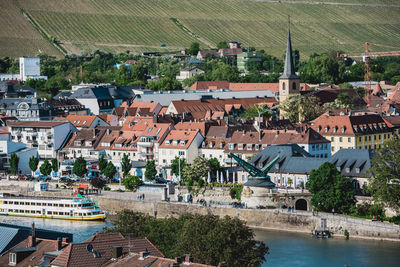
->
[280, 29, 299, 79]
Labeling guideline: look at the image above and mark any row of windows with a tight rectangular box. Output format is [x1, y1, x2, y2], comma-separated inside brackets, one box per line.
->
[332, 144, 382, 151]
[3, 201, 85, 208]
[311, 144, 328, 151]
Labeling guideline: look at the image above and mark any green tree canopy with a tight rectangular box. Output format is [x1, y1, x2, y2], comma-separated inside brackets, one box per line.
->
[44, 75, 69, 96]
[40, 159, 52, 176]
[29, 156, 39, 174]
[367, 137, 400, 213]
[121, 154, 132, 177]
[208, 157, 223, 181]
[182, 156, 210, 182]
[145, 160, 157, 180]
[109, 211, 268, 266]
[51, 158, 58, 173]
[187, 42, 200, 56]
[299, 53, 346, 84]
[73, 156, 87, 178]
[98, 155, 107, 173]
[306, 162, 356, 213]
[122, 175, 142, 190]
[280, 95, 324, 123]
[9, 153, 19, 175]
[171, 156, 187, 177]
[217, 41, 229, 49]
[241, 103, 273, 120]
[90, 177, 106, 190]
[103, 161, 117, 180]
[146, 77, 182, 91]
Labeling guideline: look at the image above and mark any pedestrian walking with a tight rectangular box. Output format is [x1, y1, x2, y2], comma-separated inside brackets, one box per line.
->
[332, 208, 335, 215]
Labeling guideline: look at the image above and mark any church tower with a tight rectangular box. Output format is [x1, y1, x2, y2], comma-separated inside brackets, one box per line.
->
[279, 28, 300, 107]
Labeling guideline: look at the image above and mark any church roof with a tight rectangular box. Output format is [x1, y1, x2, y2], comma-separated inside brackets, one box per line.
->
[280, 29, 299, 80]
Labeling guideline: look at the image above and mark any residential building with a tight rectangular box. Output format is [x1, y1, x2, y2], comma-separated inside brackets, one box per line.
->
[158, 130, 204, 176]
[311, 110, 392, 154]
[1, 98, 54, 121]
[176, 67, 204, 81]
[229, 40, 241, 49]
[165, 97, 277, 117]
[384, 115, 400, 135]
[0, 81, 37, 99]
[7, 121, 77, 159]
[237, 51, 261, 72]
[51, 233, 164, 267]
[47, 98, 88, 116]
[62, 128, 107, 160]
[197, 49, 219, 60]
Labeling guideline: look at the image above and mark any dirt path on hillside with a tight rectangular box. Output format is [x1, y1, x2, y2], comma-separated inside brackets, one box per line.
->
[242, 0, 400, 8]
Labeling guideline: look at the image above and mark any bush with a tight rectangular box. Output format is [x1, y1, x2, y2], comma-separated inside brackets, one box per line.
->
[122, 175, 142, 191]
[344, 229, 349, 240]
[351, 202, 384, 217]
[197, 178, 205, 188]
[104, 186, 111, 191]
[230, 184, 244, 201]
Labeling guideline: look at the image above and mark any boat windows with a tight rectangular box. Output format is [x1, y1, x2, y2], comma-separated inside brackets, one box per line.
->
[25, 202, 30, 205]
[4, 201, 8, 204]
[79, 213, 82, 216]
[59, 204, 64, 208]
[48, 211, 52, 215]
[37, 203, 41, 206]
[53, 204, 58, 207]
[47, 203, 53, 207]
[53, 211, 58, 215]
[42, 203, 47, 206]
[59, 212, 64, 216]
[65, 204, 70, 208]
[14, 201, 19, 205]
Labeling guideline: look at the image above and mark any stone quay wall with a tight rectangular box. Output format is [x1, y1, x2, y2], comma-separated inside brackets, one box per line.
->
[93, 196, 400, 241]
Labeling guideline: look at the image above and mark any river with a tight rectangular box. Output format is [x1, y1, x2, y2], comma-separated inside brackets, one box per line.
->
[1, 216, 399, 266]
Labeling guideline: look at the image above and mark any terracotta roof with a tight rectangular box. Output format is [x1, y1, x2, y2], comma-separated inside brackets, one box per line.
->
[158, 107, 168, 115]
[206, 126, 228, 138]
[372, 83, 384, 96]
[383, 116, 400, 127]
[189, 81, 229, 90]
[170, 97, 277, 115]
[113, 107, 125, 117]
[120, 117, 154, 131]
[300, 88, 366, 107]
[387, 88, 400, 102]
[106, 253, 213, 267]
[218, 48, 243, 56]
[365, 94, 385, 113]
[7, 121, 67, 127]
[0, 126, 9, 134]
[98, 114, 116, 125]
[129, 102, 160, 113]
[174, 121, 207, 136]
[197, 49, 219, 59]
[51, 235, 163, 267]
[63, 128, 106, 149]
[311, 111, 391, 136]
[84, 232, 125, 243]
[160, 130, 201, 149]
[0, 237, 69, 267]
[65, 115, 100, 128]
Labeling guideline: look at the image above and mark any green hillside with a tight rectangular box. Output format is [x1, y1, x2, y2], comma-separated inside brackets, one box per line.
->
[1, 0, 399, 58]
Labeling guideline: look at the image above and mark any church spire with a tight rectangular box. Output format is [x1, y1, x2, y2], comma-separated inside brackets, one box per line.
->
[280, 25, 298, 79]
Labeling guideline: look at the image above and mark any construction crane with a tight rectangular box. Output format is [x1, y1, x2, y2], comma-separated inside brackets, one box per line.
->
[337, 42, 400, 97]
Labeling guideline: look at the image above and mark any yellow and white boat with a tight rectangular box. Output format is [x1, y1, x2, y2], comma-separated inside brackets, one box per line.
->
[0, 195, 107, 221]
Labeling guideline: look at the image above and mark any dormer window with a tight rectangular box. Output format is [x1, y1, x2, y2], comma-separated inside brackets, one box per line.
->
[173, 140, 178, 146]
[229, 143, 234, 150]
[74, 141, 81, 146]
[209, 142, 213, 148]
[219, 143, 224, 149]
[202, 142, 205, 148]
[255, 144, 259, 150]
[341, 127, 346, 133]
[180, 140, 187, 146]
[345, 167, 350, 173]
[333, 127, 337, 133]
[355, 167, 360, 173]
[83, 120, 87, 125]
[317, 126, 321, 132]
[238, 144, 243, 150]
[101, 142, 110, 147]
[115, 144, 122, 148]
[165, 140, 171, 145]
[324, 127, 328, 133]
[247, 144, 252, 150]
[85, 141, 92, 146]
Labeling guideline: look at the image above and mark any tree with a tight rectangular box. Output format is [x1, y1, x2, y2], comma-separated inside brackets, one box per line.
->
[367, 137, 400, 213]
[299, 53, 346, 84]
[146, 77, 182, 91]
[109, 211, 268, 266]
[122, 175, 142, 190]
[182, 156, 210, 182]
[29, 156, 39, 175]
[44, 75, 69, 96]
[103, 161, 117, 180]
[90, 177, 106, 190]
[40, 159, 52, 176]
[217, 41, 229, 49]
[306, 162, 356, 213]
[73, 156, 87, 178]
[145, 160, 157, 180]
[51, 158, 58, 173]
[280, 95, 324, 123]
[98, 155, 107, 173]
[9, 153, 19, 176]
[121, 154, 132, 177]
[241, 103, 273, 120]
[171, 156, 187, 177]
[208, 157, 223, 181]
[187, 42, 200, 56]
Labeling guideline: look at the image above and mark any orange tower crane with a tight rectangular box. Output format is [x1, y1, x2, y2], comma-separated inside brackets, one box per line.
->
[337, 42, 400, 97]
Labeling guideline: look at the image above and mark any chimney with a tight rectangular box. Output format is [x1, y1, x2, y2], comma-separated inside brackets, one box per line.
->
[139, 250, 149, 260]
[28, 223, 36, 247]
[184, 254, 193, 264]
[112, 246, 123, 259]
[55, 237, 62, 250]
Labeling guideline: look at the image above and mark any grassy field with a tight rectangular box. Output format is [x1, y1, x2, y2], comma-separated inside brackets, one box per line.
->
[1, 0, 399, 58]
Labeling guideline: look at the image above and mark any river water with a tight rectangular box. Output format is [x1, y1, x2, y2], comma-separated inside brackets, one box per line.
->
[1, 216, 399, 266]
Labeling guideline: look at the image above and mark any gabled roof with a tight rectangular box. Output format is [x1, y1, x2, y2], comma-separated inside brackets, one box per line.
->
[372, 83, 384, 96]
[174, 121, 207, 136]
[160, 130, 201, 149]
[65, 115, 102, 128]
[51, 235, 163, 267]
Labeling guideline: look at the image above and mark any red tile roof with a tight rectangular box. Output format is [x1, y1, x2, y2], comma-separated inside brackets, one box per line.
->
[189, 81, 229, 90]
[65, 115, 101, 128]
[229, 83, 279, 92]
[174, 121, 207, 136]
[160, 130, 201, 149]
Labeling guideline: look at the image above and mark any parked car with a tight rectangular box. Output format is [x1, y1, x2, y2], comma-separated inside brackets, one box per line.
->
[18, 174, 27, 180]
[38, 175, 51, 181]
[25, 174, 34, 181]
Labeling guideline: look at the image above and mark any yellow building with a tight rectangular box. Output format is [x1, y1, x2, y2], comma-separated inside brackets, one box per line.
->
[311, 110, 392, 155]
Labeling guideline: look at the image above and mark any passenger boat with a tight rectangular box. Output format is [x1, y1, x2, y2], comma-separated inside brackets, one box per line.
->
[0, 195, 107, 221]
